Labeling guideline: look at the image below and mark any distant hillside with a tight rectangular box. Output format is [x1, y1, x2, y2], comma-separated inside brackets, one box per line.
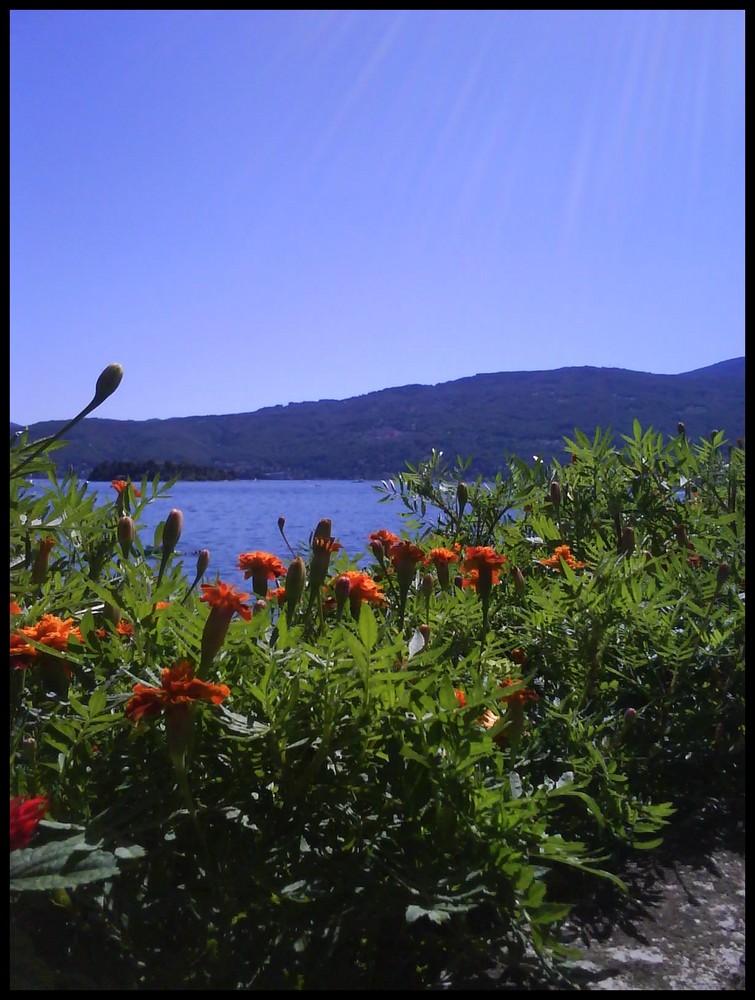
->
[10, 358, 745, 480]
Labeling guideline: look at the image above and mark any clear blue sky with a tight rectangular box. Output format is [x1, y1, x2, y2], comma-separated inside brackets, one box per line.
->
[10, 9, 745, 425]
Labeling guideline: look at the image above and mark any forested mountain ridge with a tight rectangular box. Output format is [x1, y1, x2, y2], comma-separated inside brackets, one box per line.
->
[11, 358, 745, 480]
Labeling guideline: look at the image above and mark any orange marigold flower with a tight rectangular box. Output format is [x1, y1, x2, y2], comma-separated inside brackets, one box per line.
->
[10, 795, 51, 851]
[199, 581, 252, 666]
[125, 660, 230, 725]
[429, 548, 459, 567]
[312, 536, 342, 556]
[388, 540, 427, 571]
[95, 620, 134, 639]
[460, 568, 502, 591]
[333, 570, 386, 617]
[111, 480, 142, 497]
[12, 614, 81, 678]
[478, 708, 502, 732]
[10, 632, 33, 670]
[454, 689, 467, 708]
[369, 529, 401, 554]
[498, 677, 538, 707]
[463, 546, 508, 572]
[200, 581, 252, 621]
[539, 545, 586, 570]
[238, 552, 287, 579]
[267, 586, 287, 607]
[10, 602, 22, 615]
[12, 614, 77, 658]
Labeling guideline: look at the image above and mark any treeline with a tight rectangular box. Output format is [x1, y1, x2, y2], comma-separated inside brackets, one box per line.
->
[15, 358, 745, 481]
[88, 460, 242, 482]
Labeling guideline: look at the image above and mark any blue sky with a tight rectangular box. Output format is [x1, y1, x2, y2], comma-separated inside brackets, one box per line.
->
[10, 9, 744, 425]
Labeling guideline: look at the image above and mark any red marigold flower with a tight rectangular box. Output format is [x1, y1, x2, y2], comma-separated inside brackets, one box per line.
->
[333, 570, 386, 618]
[539, 545, 585, 570]
[462, 546, 507, 573]
[10, 795, 50, 851]
[309, 535, 343, 590]
[460, 568, 502, 592]
[111, 480, 142, 497]
[369, 529, 401, 554]
[12, 614, 77, 660]
[200, 581, 252, 621]
[10, 632, 33, 670]
[498, 677, 538, 707]
[389, 540, 427, 570]
[199, 581, 252, 666]
[95, 620, 134, 639]
[125, 660, 230, 725]
[478, 708, 502, 733]
[238, 551, 288, 597]
[267, 586, 287, 607]
[312, 536, 342, 556]
[429, 548, 459, 567]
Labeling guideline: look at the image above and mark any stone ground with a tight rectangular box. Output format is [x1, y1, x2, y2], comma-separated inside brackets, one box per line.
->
[559, 846, 745, 990]
[542, 797, 745, 991]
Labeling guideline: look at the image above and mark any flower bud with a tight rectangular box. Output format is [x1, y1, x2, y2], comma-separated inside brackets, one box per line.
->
[677, 421, 686, 437]
[91, 363, 124, 407]
[253, 599, 267, 615]
[313, 518, 332, 541]
[31, 536, 54, 584]
[456, 482, 468, 517]
[620, 525, 635, 555]
[418, 623, 430, 647]
[550, 480, 561, 508]
[278, 516, 286, 532]
[716, 562, 731, 589]
[162, 509, 183, 555]
[118, 516, 135, 558]
[334, 574, 351, 617]
[286, 557, 307, 617]
[421, 572, 434, 599]
[104, 601, 121, 626]
[370, 539, 385, 561]
[512, 565, 526, 598]
[196, 549, 210, 578]
[624, 707, 638, 724]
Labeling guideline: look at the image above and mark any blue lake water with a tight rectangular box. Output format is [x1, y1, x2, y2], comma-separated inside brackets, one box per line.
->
[83, 480, 425, 584]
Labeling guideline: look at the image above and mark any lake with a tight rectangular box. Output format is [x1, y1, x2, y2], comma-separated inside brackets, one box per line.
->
[83, 479, 424, 584]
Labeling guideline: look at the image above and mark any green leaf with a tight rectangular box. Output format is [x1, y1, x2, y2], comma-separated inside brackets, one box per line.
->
[357, 604, 378, 650]
[405, 904, 450, 925]
[526, 902, 574, 925]
[9, 834, 143, 891]
[88, 688, 108, 716]
[549, 788, 605, 830]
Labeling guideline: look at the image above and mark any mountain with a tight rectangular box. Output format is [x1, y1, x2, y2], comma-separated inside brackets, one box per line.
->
[10, 358, 745, 480]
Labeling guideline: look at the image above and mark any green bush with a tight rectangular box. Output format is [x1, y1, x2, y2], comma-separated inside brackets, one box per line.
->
[9, 371, 745, 989]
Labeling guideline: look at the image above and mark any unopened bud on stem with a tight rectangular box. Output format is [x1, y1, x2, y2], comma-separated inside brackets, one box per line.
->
[91, 363, 124, 408]
[118, 516, 135, 558]
[163, 509, 183, 555]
